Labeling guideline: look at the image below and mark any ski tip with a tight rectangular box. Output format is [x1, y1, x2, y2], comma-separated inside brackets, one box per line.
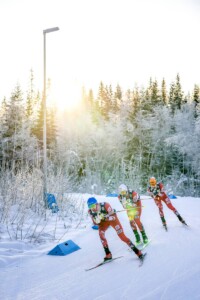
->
[183, 223, 190, 228]
[138, 239, 151, 250]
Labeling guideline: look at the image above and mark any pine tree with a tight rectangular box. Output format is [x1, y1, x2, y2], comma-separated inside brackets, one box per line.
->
[174, 73, 183, 109]
[26, 69, 35, 119]
[114, 84, 122, 111]
[47, 106, 57, 152]
[129, 86, 141, 119]
[114, 84, 122, 102]
[161, 78, 168, 105]
[151, 79, 160, 106]
[97, 82, 112, 120]
[0, 97, 8, 166]
[32, 99, 44, 148]
[87, 89, 101, 124]
[169, 82, 175, 114]
[88, 89, 95, 112]
[0, 85, 35, 167]
[4, 85, 24, 138]
[193, 84, 200, 118]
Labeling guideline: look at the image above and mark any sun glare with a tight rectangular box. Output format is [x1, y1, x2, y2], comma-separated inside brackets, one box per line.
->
[48, 82, 82, 112]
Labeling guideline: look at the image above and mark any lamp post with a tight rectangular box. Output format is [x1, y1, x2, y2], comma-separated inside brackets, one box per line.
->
[43, 27, 59, 207]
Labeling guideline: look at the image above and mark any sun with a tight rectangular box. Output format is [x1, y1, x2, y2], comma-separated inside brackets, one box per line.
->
[48, 80, 82, 112]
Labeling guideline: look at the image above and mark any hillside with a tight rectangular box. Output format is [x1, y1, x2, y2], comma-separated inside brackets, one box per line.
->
[1, 195, 200, 300]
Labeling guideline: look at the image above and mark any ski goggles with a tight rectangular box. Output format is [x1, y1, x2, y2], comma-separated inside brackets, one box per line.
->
[88, 203, 96, 210]
[120, 191, 127, 196]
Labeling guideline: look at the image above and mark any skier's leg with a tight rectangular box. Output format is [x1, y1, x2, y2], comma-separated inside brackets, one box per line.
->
[130, 220, 141, 244]
[154, 198, 167, 229]
[134, 217, 148, 243]
[110, 217, 144, 260]
[163, 197, 187, 225]
[163, 196, 176, 212]
[98, 224, 112, 260]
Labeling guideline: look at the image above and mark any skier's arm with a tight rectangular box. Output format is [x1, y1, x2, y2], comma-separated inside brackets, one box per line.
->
[147, 187, 154, 198]
[104, 203, 116, 221]
[155, 183, 165, 198]
[118, 195, 127, 208]
[88, 210, 103, 225]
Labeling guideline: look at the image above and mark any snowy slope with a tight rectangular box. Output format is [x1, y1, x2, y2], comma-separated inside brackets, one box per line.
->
[1, 195, 200, 300]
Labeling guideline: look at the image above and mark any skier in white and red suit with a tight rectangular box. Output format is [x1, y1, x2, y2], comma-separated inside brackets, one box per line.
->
[87, 197, 145, 262]
[118, 184, 149, 246]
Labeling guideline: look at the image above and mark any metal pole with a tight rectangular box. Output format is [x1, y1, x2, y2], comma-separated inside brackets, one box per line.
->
[42, 27, 59, 208]
[43, 32, 47, 208]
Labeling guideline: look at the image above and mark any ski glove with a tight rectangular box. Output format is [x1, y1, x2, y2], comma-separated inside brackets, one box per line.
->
[93, 213, 105, 224]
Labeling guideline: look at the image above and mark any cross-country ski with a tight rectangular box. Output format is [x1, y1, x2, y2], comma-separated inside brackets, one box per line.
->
[85, 256, 123, 271]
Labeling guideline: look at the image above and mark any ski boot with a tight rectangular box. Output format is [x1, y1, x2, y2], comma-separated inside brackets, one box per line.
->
[161, 216, 168, 231]
[163, 223, 168, 231]
[175, 211, 188, 226]
[130, 242, 144, 259]
[104, 253, 112, 261]
[138, 252, 146, 262]
[103, 246, 112, 261]
[133, 230, 142, 246]
[141, 230, 148, 244]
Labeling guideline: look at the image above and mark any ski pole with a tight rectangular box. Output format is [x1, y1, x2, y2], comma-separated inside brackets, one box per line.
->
[116, 207, 144, 213]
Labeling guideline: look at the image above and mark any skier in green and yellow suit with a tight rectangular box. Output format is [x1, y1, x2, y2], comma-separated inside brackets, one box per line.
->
[118, 184, 149, 246]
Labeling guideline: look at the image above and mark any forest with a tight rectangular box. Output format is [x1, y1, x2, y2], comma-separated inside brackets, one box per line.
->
[0, 71, 200, 208]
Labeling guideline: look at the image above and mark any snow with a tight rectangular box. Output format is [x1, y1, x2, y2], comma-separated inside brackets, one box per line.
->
[1, 194, 200, 300]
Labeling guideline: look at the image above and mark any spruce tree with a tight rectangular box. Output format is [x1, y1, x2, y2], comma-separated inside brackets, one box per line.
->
[32, 99, 44, 148]
[161, 78, 168, 105]
[4, 85, 24, 138]
[47, 106, 57, 153]
[26, 69, 34, 119]
[169, 82, 175, 114]
[193, 84, 200, 118]
[174, 73, 183, 110]
[97, 82, 112, 120]
[151, 79, 160, 106]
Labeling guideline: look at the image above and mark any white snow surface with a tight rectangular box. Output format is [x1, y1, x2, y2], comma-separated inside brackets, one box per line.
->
[0, 194, 200, 300]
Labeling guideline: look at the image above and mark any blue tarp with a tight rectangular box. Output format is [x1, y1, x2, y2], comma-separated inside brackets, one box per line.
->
[168, 194, 177, 199]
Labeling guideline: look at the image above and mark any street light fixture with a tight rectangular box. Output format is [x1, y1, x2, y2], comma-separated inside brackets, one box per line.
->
[43, 26, 59, 207]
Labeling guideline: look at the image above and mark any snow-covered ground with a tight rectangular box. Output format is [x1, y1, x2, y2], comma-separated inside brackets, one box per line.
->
[1, 194, 200, 300]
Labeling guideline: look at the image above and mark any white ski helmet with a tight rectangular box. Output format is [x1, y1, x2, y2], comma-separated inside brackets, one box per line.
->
[118, 184, 128, 195]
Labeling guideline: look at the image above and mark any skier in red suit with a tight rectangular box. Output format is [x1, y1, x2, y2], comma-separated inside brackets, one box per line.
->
[87, 197, 145, 262]
[147, 177, 187, 230]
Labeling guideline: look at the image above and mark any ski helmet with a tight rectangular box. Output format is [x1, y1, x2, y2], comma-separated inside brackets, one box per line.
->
[118, 184, 128, 196]
[149, 177, 157, 186]
[87, 197, 98, 208]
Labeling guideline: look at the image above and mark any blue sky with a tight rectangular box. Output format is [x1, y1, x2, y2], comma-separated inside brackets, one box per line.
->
[1, 0, 200, 108]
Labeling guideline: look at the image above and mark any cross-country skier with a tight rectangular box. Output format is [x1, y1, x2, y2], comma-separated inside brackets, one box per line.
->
[147, 177, 187, 230]
[87, 197, 145, 262]
[118, 184, 149, 246]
